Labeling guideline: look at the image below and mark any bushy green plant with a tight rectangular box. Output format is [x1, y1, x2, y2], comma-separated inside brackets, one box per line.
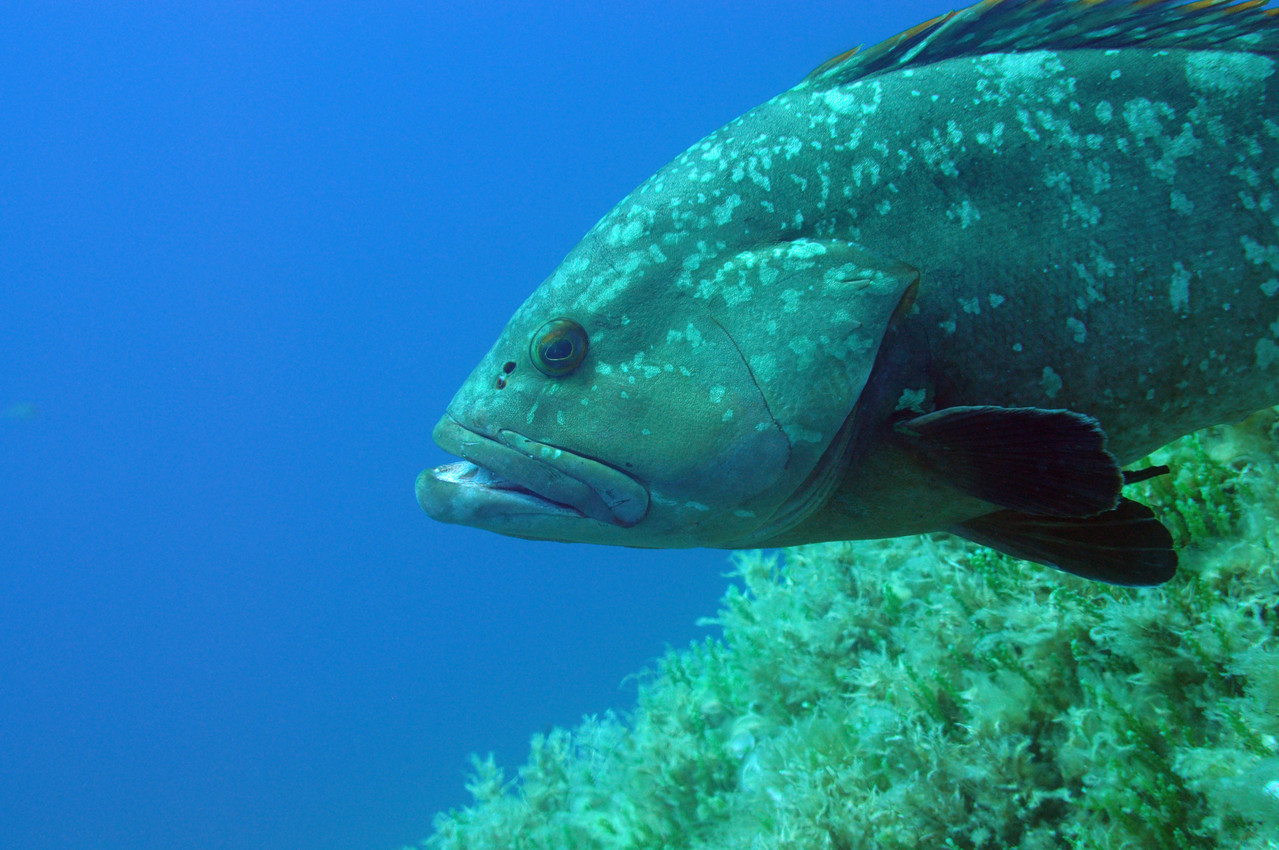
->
[417, 410, 1279, 850]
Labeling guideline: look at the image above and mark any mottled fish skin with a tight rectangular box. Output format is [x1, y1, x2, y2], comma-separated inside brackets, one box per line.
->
[418, 0, 1279, 570]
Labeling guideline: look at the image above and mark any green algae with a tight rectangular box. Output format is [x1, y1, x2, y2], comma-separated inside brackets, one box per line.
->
[417, 410, 1279, 849]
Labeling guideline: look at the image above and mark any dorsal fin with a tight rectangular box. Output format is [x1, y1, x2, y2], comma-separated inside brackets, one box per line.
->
[803, 0, 1279, 88]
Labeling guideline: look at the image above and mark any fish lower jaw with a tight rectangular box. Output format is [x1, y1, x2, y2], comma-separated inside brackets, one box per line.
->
[422, 461, 585, 519]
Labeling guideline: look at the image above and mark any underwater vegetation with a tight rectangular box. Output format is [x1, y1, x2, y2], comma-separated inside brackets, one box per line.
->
[418, 410, 1279, 849]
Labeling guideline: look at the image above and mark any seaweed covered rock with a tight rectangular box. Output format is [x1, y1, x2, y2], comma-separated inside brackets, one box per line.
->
[420, 410, 1279, 850]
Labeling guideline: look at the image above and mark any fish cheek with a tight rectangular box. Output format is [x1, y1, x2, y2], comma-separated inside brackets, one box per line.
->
[600, 366, 791, 537]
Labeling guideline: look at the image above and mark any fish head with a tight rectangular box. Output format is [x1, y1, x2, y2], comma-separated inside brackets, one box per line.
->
[418, 228, 918, 548]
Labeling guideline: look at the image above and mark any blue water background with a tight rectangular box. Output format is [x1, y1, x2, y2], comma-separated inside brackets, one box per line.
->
[1, 2, 949, 848]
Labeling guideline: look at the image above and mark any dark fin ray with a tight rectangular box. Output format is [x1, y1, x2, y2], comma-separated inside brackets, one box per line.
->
[1123, 464, 1171, 485]
[805, 0, 1279, 88]
[953, 498, 1177, 586]
[895, 405, 1123, 517]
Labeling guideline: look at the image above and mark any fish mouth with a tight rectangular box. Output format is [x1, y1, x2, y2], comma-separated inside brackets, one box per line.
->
[416, 415, 650, 529]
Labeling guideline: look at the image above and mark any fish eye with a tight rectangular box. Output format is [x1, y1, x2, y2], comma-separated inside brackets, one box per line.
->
[530, 318, 588, 377]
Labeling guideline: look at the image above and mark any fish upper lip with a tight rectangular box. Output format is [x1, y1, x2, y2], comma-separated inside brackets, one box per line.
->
[424, 415, 650, 527]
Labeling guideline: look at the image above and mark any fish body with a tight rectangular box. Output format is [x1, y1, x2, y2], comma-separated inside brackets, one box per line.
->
[418, 0, 1279, 584]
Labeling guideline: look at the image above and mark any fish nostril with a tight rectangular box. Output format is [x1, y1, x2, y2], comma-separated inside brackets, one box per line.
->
[492, 361, 519, 389]
[495, 361, 517, 390]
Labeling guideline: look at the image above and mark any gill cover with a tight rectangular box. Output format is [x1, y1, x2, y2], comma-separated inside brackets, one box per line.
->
[696, 239, 921, 542]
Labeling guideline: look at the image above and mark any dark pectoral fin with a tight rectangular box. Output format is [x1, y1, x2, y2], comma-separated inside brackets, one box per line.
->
[895, 405, 1123, 517]
[952, 498, 1176, 586]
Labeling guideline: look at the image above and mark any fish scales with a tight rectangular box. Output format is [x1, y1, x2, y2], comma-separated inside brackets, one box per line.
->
[418, 0, 1279, 585]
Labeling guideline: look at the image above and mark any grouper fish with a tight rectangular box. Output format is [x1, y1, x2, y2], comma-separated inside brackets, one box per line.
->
[417, 0, 1279, 586]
